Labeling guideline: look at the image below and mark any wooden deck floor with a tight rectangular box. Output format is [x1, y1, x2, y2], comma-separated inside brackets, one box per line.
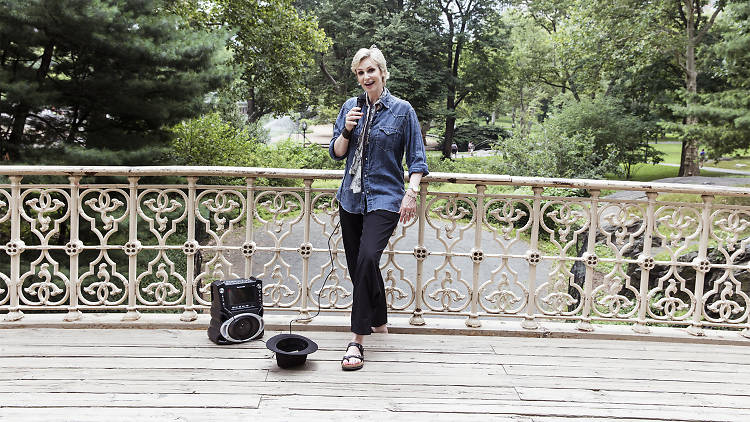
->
[2, 327, 750, 421]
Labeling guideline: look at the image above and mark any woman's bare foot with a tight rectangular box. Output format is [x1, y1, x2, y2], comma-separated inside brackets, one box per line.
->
[371, 324, 388, 334]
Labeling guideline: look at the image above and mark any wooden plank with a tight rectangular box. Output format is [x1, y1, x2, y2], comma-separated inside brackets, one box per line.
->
[0, 356, 274, 370]
[532, 418, 688, 422]
[0, 344, 275, 358]
[507, 374, 750, 396]
[4, 347, 750, 377]
[2, 379, 521, 399]
[0, 408, 533, 422]
[260, 395, 750, 421]
[2, 368, 269, 382]
[488, 345, 750, 364]
[3, 327, 749, 353]
[515, 386, 749, 409]
[0, 392, 261, 408]
[503, 364, 750, 384]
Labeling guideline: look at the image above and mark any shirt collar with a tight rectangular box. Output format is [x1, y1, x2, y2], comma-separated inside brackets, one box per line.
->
[366, 87, 392, 110]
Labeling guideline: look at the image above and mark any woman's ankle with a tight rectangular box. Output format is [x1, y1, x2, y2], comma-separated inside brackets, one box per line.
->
[371, 324, 388, 334]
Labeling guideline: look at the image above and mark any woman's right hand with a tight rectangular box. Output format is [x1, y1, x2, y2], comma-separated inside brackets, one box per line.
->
[345, 107, 362, 131]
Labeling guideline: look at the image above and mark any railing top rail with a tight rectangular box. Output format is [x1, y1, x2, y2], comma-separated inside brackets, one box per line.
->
[1, 165, 748, 197]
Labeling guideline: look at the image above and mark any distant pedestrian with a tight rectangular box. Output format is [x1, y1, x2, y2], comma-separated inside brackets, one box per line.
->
[451, 142, 458, 159]
[468, 141, 475, 156]
[700, 149, 706, 168]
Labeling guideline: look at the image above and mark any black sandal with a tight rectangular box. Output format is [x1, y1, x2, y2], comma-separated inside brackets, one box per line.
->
[341, 342, 364, 371]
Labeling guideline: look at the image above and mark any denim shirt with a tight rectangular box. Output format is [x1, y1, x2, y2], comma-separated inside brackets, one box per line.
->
[329, 89, 429, 215]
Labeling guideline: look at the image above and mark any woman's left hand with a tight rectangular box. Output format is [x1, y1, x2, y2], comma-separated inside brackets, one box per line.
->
[399, 191, 418, 224]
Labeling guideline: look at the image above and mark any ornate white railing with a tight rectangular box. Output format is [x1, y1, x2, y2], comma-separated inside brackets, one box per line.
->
[1, 165, 750, 337]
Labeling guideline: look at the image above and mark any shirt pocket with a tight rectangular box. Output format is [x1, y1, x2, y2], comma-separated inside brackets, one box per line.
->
[374, 126, 401, 152]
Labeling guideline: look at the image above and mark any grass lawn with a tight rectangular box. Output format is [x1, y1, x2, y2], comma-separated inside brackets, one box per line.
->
[624, 163, 728, 182]
[651, 141, 750, 171]
[651, 142, 682, 164]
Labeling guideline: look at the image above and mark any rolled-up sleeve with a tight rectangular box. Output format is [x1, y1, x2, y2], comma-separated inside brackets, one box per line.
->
[403, 107, 429, 177]
[329, 102, 349, 161]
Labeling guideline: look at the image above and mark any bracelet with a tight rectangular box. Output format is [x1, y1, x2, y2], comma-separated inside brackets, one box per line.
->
[341, 128, 352, 140]
[406, 189, 418, 198]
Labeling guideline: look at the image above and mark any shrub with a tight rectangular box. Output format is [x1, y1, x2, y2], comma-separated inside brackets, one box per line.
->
[169, 114, 344, 186]
[548, 96, 663, 179]
[492, 125, 619, 180]
[170, 112, 259, 168]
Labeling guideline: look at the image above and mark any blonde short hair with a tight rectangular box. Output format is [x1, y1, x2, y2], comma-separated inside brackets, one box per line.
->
[350, 46, 389, 84]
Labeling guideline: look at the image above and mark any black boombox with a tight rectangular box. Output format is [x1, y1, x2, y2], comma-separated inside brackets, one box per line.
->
[208, 278, 264, 344]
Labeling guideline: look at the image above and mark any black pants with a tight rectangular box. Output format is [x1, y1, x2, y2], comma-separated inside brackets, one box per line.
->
[339, 208, 400, 335]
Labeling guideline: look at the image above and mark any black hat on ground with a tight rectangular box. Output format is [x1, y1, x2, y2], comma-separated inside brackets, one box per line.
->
[265, 333, 318, 368]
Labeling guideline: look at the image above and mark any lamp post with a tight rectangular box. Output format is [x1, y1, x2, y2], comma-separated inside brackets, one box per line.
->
[301, 121, 308, 146]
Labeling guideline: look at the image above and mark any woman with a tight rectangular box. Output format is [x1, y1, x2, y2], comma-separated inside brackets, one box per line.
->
[329, 46, 428, 371]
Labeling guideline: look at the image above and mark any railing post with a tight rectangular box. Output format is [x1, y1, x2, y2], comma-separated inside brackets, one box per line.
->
[466, 184, 485, 328]
[64, 176, 83, 321]
[4, 176, 24, 321]
[296, 179, 313, 322]
[122, 176, 141, 321]
[410, 182, 428, 325]
[577, 189, 600, 332]
[633, 192, 657, 334]
[522, 186, 543, 330]
[180, 177, 198, 322]
[244, 177, 256, 278]
[687, 194, 713, 336]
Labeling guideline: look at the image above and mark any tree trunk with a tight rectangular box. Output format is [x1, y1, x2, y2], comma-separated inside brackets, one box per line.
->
[443, 95, 456, 159]
[246, 89, 259, 123]
[5, 42, 55, 160]
[679, 10, 700, 177]
[420, 119, 430, 147]
[7, 105, 29, 160]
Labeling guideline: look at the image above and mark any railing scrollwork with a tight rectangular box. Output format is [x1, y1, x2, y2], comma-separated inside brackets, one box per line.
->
[1, 166, 750, 339]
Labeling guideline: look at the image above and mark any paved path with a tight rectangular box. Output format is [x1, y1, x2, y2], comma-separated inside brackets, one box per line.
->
[213, 213, 551, 305]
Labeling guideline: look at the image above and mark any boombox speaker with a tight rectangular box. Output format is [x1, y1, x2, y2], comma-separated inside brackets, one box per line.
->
[208, 278, 264, 344]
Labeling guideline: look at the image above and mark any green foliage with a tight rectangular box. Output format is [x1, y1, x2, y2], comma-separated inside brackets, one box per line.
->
[0, 0, 232, 161]
[488, 95, 663, 179]
[168, 113, 344, 186]
[426, 153, 500, 176]
[685, 1, 750, 157]
[495, 126, 616, 179]
[170, 113, 259, 168]
[547, 96, 663, 179]
[302, 0, 446, 123]
[175, 0, 331, 121]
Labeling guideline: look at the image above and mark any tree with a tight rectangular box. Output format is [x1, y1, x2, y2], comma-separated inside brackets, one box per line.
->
[435, 0, 499, 159]
[302, 0, 446, 133]
[459, 10, 512, 123]
[586, 0, 728, 176]
[549, 96, 663, 179]
[172, 0, 330, 122]
[687, 1, 750, 157]
[0, 0, 231, 161]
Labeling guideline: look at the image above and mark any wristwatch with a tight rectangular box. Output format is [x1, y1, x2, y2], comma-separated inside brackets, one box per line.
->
[407, 185, 419, 196]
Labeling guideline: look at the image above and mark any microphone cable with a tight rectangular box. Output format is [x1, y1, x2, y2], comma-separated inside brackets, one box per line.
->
[288, 220, 341, 334]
